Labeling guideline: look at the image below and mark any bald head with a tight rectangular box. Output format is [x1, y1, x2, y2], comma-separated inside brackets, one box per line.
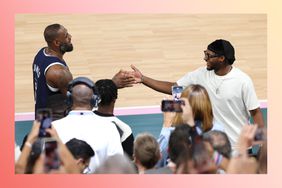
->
[71, 84, 94, 109]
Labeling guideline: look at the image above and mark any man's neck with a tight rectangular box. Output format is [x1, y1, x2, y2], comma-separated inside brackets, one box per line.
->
[72, 106, 92, 111]
[97, 106, 114, 115]
[46, 47, 63, 60]
[215, 65, 232, 76]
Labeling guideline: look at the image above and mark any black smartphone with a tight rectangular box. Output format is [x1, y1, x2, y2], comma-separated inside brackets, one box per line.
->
[43, 138, 60, 172]
[161, 99, 184, 112]
[36, 108, 52, 137]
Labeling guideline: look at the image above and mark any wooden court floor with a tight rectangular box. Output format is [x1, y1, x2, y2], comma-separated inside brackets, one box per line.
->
[15, 14, 267, 113]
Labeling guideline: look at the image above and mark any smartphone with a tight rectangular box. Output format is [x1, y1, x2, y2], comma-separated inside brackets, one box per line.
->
[161, 99, 184, 112]
[43, 138, 60, 172]
[171, 86, 184, 100]
[36, 108, 52, 137]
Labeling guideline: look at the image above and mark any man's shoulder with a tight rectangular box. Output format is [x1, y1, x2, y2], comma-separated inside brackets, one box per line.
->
[231, 67, 252, 81]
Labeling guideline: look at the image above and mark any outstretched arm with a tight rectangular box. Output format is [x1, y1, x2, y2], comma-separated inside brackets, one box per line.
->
[131, 64, 176, 94]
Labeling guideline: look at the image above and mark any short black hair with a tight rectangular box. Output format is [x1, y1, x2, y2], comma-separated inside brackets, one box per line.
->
[95, 79, 118, 106]
[168, 125, 192, 163]
[207, 39, 236, 65]
[44, 23, 62, 44]
[65, 138, 95, 161]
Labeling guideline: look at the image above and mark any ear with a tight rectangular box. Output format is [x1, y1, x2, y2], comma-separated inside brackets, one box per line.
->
[218, 56, 225, 62]
[53, 39, 61, 47]
[76, 158, 84, 166]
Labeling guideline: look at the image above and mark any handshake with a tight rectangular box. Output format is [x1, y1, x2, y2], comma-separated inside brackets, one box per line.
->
[112, 64, 143, 89]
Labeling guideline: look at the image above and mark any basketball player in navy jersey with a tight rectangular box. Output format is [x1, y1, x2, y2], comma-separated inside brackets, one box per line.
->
[33, 23, 135, 120]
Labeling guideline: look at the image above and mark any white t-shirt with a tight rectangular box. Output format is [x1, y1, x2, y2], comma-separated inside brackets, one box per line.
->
[52, 110, 123, 173]
[177, 67, 260, 148]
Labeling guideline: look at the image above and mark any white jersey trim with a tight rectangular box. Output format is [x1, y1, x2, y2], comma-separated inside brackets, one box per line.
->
[44, 62, 66, 92]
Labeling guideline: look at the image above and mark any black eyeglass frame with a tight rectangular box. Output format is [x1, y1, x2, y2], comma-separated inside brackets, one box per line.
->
[204, 50, 222, 59]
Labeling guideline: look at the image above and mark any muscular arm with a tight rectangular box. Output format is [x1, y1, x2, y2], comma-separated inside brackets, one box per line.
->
[45, 65, 73, 95]
[142, 75, 176, 95]
[250, 107, 265, 128]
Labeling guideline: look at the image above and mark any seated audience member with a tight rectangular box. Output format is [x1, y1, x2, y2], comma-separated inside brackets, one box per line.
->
[157, 84, 224, 167]
[65, 138, 95, 174]
[52, 77, 123, 173]
[191, 140, 217, 174]
[133, 133, 161, 174]
[95, 154, 137, 174]
[203, 130, 232, 173]
[93, 79, 134, 159]
[147, 125, 192, 174]
[203, 130, 232, 159]
[15, 120, 80, 174]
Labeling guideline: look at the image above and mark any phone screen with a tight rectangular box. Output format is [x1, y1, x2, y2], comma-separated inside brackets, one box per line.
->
[43, 139, 60, 172]
[171, 86, 184, 100]
[161, 100, 184, 112]
[36, 108, 52, 137]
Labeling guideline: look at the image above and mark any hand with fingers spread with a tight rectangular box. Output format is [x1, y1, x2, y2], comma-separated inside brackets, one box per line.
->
[112, 69, 136, 88]
[130, 64, 143, 83]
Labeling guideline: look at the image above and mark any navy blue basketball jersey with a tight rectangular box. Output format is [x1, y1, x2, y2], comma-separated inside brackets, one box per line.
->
[32, 47, 68, 115]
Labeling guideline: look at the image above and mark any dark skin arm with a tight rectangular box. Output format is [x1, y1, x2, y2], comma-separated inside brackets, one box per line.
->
[250, 107, 265, 128]
[131, 64, 176, 94]
[45, 65, 73, 95]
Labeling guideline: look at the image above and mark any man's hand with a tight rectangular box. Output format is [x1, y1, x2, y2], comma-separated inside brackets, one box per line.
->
[112, 69, 136, 88]
[130, 64, 143, 83]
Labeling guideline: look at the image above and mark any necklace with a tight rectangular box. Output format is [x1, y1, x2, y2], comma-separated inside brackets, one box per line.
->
[214, 66, 232, 95]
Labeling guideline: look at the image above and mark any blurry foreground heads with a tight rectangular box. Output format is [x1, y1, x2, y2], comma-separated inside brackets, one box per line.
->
[95, 154, 137, 174]
[66, 138, 95, 174]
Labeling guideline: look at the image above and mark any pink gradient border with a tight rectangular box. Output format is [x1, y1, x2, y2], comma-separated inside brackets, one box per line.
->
[1, 0, 280, 188]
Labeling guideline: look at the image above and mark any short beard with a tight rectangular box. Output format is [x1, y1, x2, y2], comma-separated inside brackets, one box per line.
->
[206, 66, 213, 71]
[60, 43, 73, 54]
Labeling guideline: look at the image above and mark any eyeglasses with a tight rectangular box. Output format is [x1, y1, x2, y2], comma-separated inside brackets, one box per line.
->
[204, 50, 220, 59]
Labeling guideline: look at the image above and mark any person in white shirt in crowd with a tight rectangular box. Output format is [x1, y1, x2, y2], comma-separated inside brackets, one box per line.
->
[52, 77, 123, 173]
[93, 79, 134, 159]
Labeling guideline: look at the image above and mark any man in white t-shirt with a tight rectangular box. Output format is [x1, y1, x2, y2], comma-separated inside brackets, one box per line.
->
[130, 39, 265, 149]
[52, 77, 123, 173]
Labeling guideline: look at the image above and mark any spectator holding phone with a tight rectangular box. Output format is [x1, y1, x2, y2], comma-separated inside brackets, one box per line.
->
[15, 120, 80, 174]
[157, 84, 224, 167]
[130, 39, 265, 149]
